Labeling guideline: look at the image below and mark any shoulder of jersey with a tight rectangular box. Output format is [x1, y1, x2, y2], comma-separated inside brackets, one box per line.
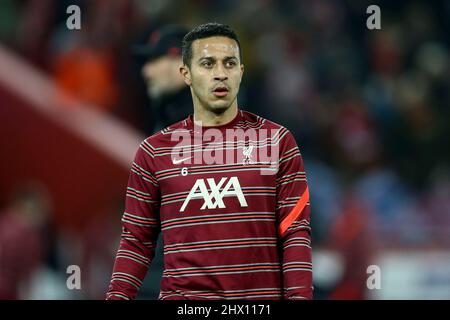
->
[142, 118, 192, 147]
[237, 110, 289, 133]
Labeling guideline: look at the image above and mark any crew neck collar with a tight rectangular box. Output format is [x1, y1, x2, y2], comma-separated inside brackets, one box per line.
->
[186, 108, 243, 131]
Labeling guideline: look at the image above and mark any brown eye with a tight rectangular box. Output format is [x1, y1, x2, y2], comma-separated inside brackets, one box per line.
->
[202, 61, 213, 68]
[226, 61, 236, 68]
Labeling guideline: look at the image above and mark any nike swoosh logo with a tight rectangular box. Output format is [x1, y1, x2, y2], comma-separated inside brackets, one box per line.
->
[172, 156, 192, 164]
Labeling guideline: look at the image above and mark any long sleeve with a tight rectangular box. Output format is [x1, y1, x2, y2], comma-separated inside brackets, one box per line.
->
[106, 141, 161, 300]
[276, 129, 313, 300]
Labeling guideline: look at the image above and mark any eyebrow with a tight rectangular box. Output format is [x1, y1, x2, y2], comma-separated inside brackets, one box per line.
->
[198, 56, 238, 62]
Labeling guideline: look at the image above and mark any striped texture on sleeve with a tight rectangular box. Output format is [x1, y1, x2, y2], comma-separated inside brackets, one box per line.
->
[276, 130, 313, 300]
[106, 142, 161, 300]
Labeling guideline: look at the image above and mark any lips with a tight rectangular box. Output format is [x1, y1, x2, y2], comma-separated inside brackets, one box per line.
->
[212, 86, 229, 97]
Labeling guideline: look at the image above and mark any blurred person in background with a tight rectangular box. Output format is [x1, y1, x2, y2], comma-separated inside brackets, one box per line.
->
[51, 1, 120, 113]
[134, 25, 192, 132]
[0, 182, 51, 299]
[327, 192, 376, 300]
[130, 25, 192, 298]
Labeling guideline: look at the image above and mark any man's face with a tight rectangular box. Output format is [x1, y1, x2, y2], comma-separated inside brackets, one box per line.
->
[181, 36, 244, 113]
[142, 55, 184, 98]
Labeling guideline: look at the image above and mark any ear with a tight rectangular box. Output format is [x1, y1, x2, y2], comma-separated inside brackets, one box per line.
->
[179, 64, 192, 86]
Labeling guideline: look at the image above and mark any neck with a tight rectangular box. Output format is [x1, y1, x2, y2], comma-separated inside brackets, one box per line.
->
[193, 102, 238, 127]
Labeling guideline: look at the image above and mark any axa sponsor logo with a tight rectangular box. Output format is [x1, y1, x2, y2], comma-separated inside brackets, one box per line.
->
[180, 177, 248, 212]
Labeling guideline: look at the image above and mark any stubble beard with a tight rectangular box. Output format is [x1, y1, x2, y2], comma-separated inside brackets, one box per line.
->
[194, 90, 238, 116]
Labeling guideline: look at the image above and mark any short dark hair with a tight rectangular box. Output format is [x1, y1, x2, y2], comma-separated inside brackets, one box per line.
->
[182, 22, 242, 67]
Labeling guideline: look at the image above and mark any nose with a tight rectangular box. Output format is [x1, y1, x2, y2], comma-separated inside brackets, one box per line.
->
[213, 63, 228, 82]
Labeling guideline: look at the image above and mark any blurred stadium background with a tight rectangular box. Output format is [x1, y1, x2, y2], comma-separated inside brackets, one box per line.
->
[0, 0, 449, 299]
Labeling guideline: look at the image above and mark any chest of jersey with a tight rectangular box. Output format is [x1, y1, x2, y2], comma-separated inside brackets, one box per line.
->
[154, 143, 278, 220]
